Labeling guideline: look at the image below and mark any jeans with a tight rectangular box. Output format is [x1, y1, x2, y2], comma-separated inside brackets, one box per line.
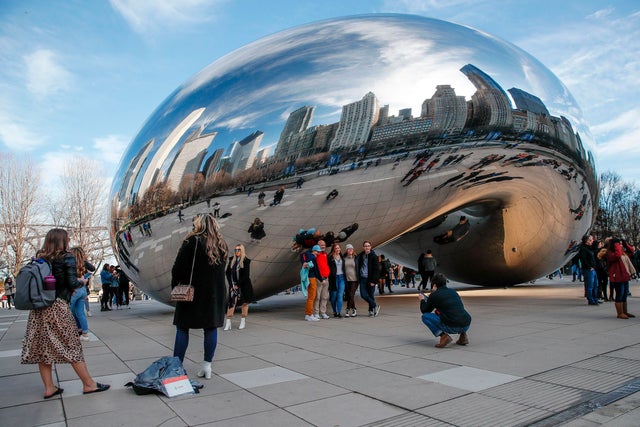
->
[70, 286, 89, 333]
[421, 312, 469, 337]
[359, 277, 376, 311]
[612, 281, 629, 303]
[330, 275, 346, 314]
[571, 264, 582, 281]
[582, 268, 598, 304]
[173, 327, 218, 363]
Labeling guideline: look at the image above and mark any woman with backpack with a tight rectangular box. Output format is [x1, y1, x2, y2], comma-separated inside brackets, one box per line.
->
[21, 228, 109, 399]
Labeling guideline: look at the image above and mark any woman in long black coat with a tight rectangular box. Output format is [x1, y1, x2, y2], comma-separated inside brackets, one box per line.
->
[172, 213, 228, 379]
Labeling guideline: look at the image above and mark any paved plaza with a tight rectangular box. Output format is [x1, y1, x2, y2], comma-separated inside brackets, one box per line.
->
[1, 278, 639, 426]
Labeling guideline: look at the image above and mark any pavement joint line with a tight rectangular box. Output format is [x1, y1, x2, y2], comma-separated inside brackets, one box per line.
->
[527, 377, 640, 427]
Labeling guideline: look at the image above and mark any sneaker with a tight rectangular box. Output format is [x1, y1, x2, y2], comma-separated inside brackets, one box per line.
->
[352, 309, 357, 317]
[321, 313, 330, 319]
[305, 315, 319, 322]
[312, 314, 320, 321]
[374, 305, 381, 317]
[87, 311, 92, 317]
[369, 311, 374, 317]
[344, 311, 350, 318]
[80, 335, 90, 341]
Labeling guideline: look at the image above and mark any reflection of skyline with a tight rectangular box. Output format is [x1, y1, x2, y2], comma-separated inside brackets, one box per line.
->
[121, 62, 588, 205]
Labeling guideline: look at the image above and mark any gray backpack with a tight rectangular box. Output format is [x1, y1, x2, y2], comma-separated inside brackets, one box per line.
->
[14, 258, 56, 310]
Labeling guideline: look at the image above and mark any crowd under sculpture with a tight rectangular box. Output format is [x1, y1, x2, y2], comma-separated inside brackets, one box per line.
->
[109, 14, 598, 303]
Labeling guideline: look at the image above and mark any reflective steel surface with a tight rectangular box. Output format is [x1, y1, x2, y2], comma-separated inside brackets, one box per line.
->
[110, 14, 598, 303]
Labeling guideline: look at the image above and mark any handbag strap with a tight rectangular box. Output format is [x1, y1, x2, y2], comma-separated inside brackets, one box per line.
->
[187, 238, 198, 285]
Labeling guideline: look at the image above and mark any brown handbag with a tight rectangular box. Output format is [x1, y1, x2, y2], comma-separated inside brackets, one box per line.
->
[170, 239, 198, 302]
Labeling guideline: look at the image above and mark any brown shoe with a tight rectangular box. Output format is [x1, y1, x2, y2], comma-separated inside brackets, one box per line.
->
[456, 332, 469, 345]
[435, 333, 452, 348]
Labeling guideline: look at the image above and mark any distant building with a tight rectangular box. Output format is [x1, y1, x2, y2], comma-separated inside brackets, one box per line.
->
[421, 85, 467, 133]
[165, 129, 215, 192]
[508, 88, 550, 116]
[274, 106, 315, 159]
[228, 130, 263, 174]
[329, 92, 379, 151]
[460, 64, 512, 128]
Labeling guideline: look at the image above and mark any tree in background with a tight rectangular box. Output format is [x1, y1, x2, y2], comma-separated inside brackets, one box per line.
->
[592, 171, 640, 244]
[48, 156, 111, 268]
[0, 153, 43, 277]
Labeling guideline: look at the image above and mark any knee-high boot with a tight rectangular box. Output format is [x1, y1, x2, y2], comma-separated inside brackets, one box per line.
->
[623, 302, 635, 318]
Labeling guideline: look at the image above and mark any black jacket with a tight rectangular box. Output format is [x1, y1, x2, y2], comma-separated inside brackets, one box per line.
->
[226, 256, 254, 303]
[328, 254, 345, 292]
[51, 253, 84, 302]
[420, 286, 471, 328]
[355, 251, 380, 284]
[172, 236, 226, 329]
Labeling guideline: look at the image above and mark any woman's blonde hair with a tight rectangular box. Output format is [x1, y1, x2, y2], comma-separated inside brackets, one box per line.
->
[186, 213, 228, 265]
[233, 243, 246, 265]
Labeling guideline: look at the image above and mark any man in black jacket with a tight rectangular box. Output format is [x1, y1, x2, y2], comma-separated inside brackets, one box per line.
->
[419, 273, 471, 348]
[355, 241, 381, 317]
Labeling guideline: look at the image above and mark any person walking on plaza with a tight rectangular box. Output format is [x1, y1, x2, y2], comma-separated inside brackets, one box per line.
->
[422, 250, 437, 290]
[579, 234, 599, 305]
[356, 241, 381, 317]
[419, 273, 472, 348]
[257, 191, 266, 207]
[224, 244, 254, 330]
[328, 243, 346, 318]
[314, 240, 331, 319]
[21, 228, 110, 398]
[301, 245, 321, 321]
[343, 244, 359, 317]
[3, 277, 15, 309]
[171, 213, 228, 379]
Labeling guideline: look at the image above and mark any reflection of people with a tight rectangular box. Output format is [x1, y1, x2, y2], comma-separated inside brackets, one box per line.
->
[419, 273, 471, 348]
[224, 244, 254, 330]
[22, 228, 110, 398]
[248, 217, 266, 243]
[336, 223, 358, 242]
[326, 189, 339, 200]
[271, 186, 285, 206]
[212, 202, 221, 218]
[434, 216, 470, 244]
[171, 213, 228, 379]
[258, 191, 266, 207]
[177, 209, 185, 222]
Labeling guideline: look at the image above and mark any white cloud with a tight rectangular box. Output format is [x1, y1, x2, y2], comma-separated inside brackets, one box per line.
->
[93, 134, 130, 166]
[0, 98, 46, 150]
[592, 108, 640, 156]
[24, 49, 72, 99]
[109, 0, 226, 35]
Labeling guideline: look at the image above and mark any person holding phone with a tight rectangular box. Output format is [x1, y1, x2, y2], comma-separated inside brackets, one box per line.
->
[419, 273, 471, 348]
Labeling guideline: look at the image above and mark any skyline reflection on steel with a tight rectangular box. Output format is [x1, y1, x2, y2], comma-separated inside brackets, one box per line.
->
[110, 14, 598, 303]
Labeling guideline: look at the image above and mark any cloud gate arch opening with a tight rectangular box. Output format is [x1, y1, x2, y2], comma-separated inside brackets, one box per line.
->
[110, 14, 598, 303]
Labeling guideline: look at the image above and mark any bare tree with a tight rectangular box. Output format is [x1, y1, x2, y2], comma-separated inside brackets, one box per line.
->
[593, 171, 640, 244]
[50, 156, 112, 267]
[0, 153, 43, 276]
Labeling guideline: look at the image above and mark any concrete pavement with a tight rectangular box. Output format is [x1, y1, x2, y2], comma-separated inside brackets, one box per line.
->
[1, 278, 639, 426]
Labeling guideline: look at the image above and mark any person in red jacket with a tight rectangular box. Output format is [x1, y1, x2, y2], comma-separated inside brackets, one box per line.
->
[604, 238, 634, 319]
[314, 240, 331, 319]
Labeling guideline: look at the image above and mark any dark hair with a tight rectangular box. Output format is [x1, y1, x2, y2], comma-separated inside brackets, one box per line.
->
[426, 249, 432, 254]
[433, 273, 447, 288]
[581, 234, 592, 244]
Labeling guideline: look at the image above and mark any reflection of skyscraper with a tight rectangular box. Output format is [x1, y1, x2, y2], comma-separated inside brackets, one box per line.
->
[330, 92, 379, 151]
[275, 106, 314, 159]
[118, 138, 154, 208]
[421, 85, 467, 132]
[203, 148, 224, 183]
[138, 108, 205, 196]
[230, 131, 263, 174]
[165, 130, 216, 192]
[508, 88, 550, 116]
[460, 64, 512, 128]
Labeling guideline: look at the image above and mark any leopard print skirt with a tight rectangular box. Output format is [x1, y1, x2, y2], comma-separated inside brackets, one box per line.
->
[21, 298, 84, 364]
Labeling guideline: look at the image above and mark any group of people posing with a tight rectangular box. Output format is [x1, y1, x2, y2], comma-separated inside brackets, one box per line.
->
[578, 234, 637, 319]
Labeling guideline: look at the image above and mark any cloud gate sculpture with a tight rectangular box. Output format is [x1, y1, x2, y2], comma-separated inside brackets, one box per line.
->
[110, 14, 598, 303]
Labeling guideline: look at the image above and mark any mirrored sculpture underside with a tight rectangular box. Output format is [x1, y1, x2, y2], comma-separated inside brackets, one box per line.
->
[109, 14, 598, 303]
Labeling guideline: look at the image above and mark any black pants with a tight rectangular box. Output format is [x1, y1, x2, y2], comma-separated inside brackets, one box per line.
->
[118, 284, 130, 306]
[101, 284, 110, 309]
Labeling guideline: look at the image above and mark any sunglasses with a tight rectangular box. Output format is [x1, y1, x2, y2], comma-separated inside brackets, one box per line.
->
[234, 249, 242, 252]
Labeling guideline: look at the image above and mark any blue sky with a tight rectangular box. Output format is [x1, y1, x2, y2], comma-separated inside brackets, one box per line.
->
[1, 0, 639, 189]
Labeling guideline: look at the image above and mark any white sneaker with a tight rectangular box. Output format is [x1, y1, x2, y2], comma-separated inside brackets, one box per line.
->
[321, 313, 330, 319]
[344, 311, 350, 318]
[313, 314, 320, 320]
[80, 334, 90, 341]
[87, 311, 92, 317]
[305, 315, 319, 322]
[352, 309, 357, 317]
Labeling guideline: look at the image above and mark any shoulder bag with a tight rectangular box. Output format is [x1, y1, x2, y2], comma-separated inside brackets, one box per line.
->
[170, 239, 198, 302]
